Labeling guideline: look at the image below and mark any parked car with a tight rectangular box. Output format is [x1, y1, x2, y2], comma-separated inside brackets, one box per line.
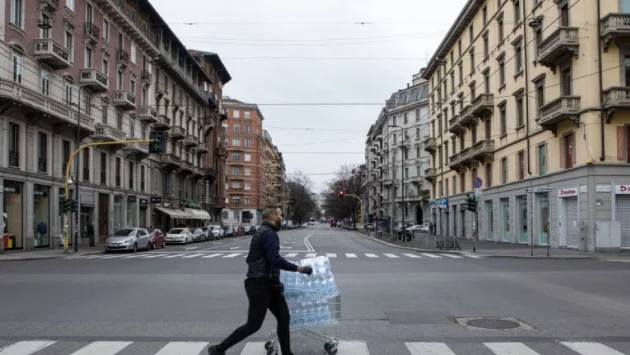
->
[223, 226, 235, 237]
[147, 228, 166, 249]
[105, 228, 151, 253]
[165, 228, 193, 244]
[209, 225, 224, 239]
[192, 228, 207, 242]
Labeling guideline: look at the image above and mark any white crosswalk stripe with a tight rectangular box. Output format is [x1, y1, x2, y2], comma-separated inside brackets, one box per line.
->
[403, 253, 421, 258]
[182, 253, 204, 259]
[384, 253, 399, 258]
[346, 253, 358, 258]
[285, 253, 298, 258]
[441, 254, 463, 259]
[326, 253, 337, 258]
[202, 253, 222, 258]
[305, 253, 317, 257]
[223, 253, 242, 258]
[365, 253, 379, 258]
[421, 253, 442, 258]
[0, 340, 627, 355]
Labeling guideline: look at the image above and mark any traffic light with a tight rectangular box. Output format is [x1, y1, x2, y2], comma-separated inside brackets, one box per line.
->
[467, 195, 477, 212]
[148, 131, 166, 153]
[62, 197, 71, 213]
[71, 199, 78, 213]
[338, 190, 344, 198]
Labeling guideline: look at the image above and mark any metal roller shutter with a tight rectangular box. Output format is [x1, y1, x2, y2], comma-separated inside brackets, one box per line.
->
[566, 197, 579, 249]
[615, 195, 630, 248]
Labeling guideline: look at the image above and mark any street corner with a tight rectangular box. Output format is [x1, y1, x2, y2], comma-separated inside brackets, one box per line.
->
[353, 231, 467, 256]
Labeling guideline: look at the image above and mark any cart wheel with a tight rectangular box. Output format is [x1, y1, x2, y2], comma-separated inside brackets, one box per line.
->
[264, 341, 273, 351]
[324, 342, 338, 355]
[266, 348, 278, 355]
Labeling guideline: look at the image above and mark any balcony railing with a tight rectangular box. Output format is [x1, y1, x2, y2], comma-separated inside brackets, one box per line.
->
[537, 96, 581, 129]
[601, 14, 630, 52]
[141, 69, 152, 85]
[160, 154, 181, 169]
[219, 108, 228, 121]
[33, 38, 71, 69]
[113, 90, 136, 110]
[448, 114, 463, 134]
[472, 139, 495, 160]
[537, 27, 580, 70]
[169, 126, 185, 139]
[183, 135, 197, 147]
[423, 137, 437, 153]
[459, 147, 474, 165]
[603, 87, 630, 109]
[470, 93, 494, 119]
[84, 22, 100, 43]
[155, 81, 168, 97]
[93, 123, 125, 141]
[424, 168, 437, 181]
[154, 114, 170, 130]
[116, 48, 130, 68]
[138, 106, 158, 123]
[449, 152, 463, 170]
[41, 0, 59, 11]
[80, 69, 108, 92]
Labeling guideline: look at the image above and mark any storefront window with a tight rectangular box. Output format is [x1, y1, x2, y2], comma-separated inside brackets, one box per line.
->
[517, 195, 528, 244]
[537, 193, 550, 245]
[127, 196, 137, 227]
[501, 198, 510, 242]
[114, 195, 123, 230]
[3, 180, 23, 250]
[34, 185, 50, 248]
[486, 201, 493, 241]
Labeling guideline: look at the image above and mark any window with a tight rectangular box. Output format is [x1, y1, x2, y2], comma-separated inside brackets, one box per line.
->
[469, 24, 474, 43]
[231, 153, 240, 161]
[244, 197, 251, 205]
[415, 109, 420, 121]
[37, 132, 47, 173]
[117, 70, 123, 90]
[40, 70, 50, 95]
[244, 153, 251, 162]
[84, 47, 92, 68]
[560, 3, 569, 26]
[62, 140, 70, 175]
[534, 27, 543, 58]
[501, 157, 508, 184]
[11, 0, 23, 28]
[64, 82, 73, 105]
[535, 78, 545, 109]
[460, 172, 465, 192]
[231, 166, 241, 175]
[12, 53, 23, 83]
[564, 132, 575, 169]
[233, 124, 240, 132]
[482, 6, 487, 25]
[415, 127, 420, 138]
[65, 31, 73, 55]
[82, 148, 90, 182]
[232, 138, 241, 146]
[128, 161, 134, 189]
[483, 70, 490, 93]
[483, 33, 489, 58]
[458, 62, 463, 85]
[102, 54, 109, 76]
[538, 143, 547, 175]
[469, 51, 475, 74]
[485, 163, 492, 187]
[130, 74, 136, 94]
[244, 125, 251, 132]
[244, 111, 251, 119]
[513, 0, 520, 23]
[515, 41, 523, 74]
[83, 93, 91, 115]
[245, 138, 252, 147]
[86, 3, 93, 22]
[515, 94, 524, 127]
[103, 19, 110, 41]
[8, 123, 20, 167]
[130, 41, 136, 64]
[499, 102, 507, 136]
[497, 15, 504, 43]
[100, 152, 107, 185]
[517, 151, 525, 180]
[244, 167, 252, 176]
[66, 0, 74, 11]
[244, 183, 251, 191]
[561, 66, 572, 96]
[115, 157, 121, 187]
[40, 13, 50, 38]
[498, 55, 506, 88]
[233, 109, 240, 118]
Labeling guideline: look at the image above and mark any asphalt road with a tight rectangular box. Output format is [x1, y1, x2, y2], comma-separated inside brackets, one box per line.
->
[1, 224, 630, 355]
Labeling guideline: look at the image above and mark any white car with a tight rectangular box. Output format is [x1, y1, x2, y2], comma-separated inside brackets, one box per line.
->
[165, 228, 193, 244]
[209, 225, 224, 239]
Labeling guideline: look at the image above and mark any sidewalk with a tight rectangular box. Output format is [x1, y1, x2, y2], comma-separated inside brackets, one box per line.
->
[0, 246, 103, 261]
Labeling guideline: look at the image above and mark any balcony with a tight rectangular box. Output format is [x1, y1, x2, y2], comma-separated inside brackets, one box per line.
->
[537, 96, 581, 133]
[40, 0, 59, 12]
[537, 27, 580, 71]
[603, 87, 630, 111]
[183, 135, 197, 147]
[601, 14, 630, 52]
[169, 126, 185, 139]
[33, 38, 71, 69]
[177, 161, 194, 175]
[113, 90, 136, 110]
[196, 142, 209, 153]
[155, 81, 167, 98]
[471, 139, 495, 160]
[80, 69, 108, 92]
[138, 106, 158, 124]
[154, 115, 170, 130]
[160, 154, 181, 170]
[448, 115, 463, 134]
[123, 139, 149, 159]
[141, 69, 152, 86]
[93, 123, 125, 142]
[470, 93, 494, 119]
[116, 48, 130, 68]
[217, 147, 227, 158]
[84, 22, 100, 45]
[191, 166, 204, 178]
[219, 108, 228, 121]
[423, 137, 437, 153]
[459, 147, 475, 166]
[449, 152, 463, 171]
[424, 168, 438, 182]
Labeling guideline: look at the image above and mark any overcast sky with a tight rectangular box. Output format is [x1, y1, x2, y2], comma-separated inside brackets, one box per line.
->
[152, 0, 468, 192]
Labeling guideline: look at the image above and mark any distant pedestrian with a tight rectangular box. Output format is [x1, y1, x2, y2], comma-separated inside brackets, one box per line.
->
[207, 205, 313, 355]
[87, 222, 95, 247]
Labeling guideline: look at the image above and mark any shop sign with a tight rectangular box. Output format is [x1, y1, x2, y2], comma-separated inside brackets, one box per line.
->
[162, 202, 170, 208]
[33, 190, 48, 197]
[150, 197, 161, 204]
[558, 187, 579, 197]
[614, 184, 630, 194]
[2, 186, 18, 194]
[139, 199, 148, 207]
[128, 195, 137, 202]
[172, 200, 180, 209]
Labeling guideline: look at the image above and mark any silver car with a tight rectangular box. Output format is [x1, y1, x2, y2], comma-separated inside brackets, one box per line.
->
[105, 228, 150, 253]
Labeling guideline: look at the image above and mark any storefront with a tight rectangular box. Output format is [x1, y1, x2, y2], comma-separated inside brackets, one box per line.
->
[536, 192, 550, 246]
[113, 194, 123, 231]
[139, 198, 148, 228]
[613, 184, 630, 249]
[516, 195, 528, 244]
[500, 198, 510, 242]
[485, 200, 493, 241]
[127, 195, 137, 227]
[79, 190, 94, 240]
[33, 184, 50, 248]
[558, 186, 579, 249]
[2, 180, 23, 250]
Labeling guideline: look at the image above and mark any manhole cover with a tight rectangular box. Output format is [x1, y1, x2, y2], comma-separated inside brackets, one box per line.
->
[466, 318, 520, 330]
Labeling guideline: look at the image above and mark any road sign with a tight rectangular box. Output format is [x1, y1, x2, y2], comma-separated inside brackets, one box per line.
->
[473, 177, 483, 188]
[474, 188, 483, 197]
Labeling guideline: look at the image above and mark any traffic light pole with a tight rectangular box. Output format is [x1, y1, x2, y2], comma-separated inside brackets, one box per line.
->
[465, 194, 478, 252]
[342, 193, 364, 228]
[63, 139, 155, 253]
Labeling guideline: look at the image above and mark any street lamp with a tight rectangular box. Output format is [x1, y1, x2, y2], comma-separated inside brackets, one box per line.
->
[70, 85, 85, 252]
[388, 124, 405, 237]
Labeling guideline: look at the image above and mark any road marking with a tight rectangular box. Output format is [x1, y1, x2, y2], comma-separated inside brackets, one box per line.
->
[442, 254, 463, 259]
[0, 340, 56, 355]
[100, 255, 123, 259]
[223, 253, 242, 258]
[154, 342, 209, 355]
[421, 253, 442, 259]
[346, 253, 358, 258]
[405, 342, 456, 355]
[384, 253, 399, 258]
[182, 253, 204, 259]
[240, 342, 265, 355]
[140, 254, 165, 258]
[403, 253, 421, 258]
[337, 341, 370, 354]
[305, 253, 317, 258]
[484, 342, 541, 355]
[202, 253, 223, 258]
[561, 342, 626, 355]
[183, 246, 198, 250]
[162, 254, 186, 259]
[230, 246, 241, 250]
[462, 252, 483, 259]
[365, 253, 378, 258]
[280, 246, 293, 249]
[285, 253, 298, 258]
[68, 341, 132, 355]
[326, 253, 337, 258]
[120, 254, 144, 259]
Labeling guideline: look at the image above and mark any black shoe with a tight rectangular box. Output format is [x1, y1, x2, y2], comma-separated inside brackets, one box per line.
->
[207, 345, 225, 355]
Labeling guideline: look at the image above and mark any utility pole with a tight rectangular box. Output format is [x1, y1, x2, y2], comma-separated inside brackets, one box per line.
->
[73, 86, 83, 252]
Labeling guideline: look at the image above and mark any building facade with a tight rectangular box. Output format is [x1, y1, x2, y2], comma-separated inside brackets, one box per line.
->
[422, 0, 630, 252]
[365, 71, 431, 229]
[0, 0, 223, 251]
[188, 50, 232, 222]
[261, 131, 287, 208]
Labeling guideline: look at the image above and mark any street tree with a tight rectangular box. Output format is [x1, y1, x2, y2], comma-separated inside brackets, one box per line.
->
[286, 170, 317, 224]
[322, 164, 367, 228]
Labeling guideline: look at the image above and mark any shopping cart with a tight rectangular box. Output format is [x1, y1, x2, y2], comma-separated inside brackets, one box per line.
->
[264, 256, 342, 355]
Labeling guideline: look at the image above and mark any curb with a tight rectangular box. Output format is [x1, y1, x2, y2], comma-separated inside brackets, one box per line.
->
[0, 251, 104, 262]
[354, 231, 464, 255]
[482, 255, 598, 260]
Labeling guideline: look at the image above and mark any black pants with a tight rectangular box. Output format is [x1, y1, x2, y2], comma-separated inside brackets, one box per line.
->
[217, 278, 292, 355]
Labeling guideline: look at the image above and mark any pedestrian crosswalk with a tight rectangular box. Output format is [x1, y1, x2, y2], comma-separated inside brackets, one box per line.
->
[73, 251, 483, 260]
[0, 339, 627, 355]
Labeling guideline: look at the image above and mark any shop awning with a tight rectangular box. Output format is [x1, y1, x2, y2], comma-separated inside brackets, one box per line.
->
[155, 206, 189, 219]
[185, 208, 211, 220]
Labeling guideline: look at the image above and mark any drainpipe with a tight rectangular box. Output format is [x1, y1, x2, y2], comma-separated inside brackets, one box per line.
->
[523, 1, 532, 176]
[597, 0, 606, 162]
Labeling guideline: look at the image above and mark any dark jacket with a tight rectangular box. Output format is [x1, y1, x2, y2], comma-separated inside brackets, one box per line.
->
[246, 221, 298, 282]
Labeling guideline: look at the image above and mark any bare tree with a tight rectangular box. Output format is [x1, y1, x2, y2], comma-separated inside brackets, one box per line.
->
[286, 170, 317, 224]
[322, 164, 367, 228]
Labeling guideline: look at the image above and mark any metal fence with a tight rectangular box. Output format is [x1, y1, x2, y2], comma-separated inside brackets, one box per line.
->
[361, 230, 461, 251]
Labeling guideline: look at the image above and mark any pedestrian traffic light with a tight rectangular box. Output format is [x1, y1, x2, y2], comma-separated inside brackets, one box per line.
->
[62, 197, 71, 213]
[71, 199, 78, 213]
[338, 190, 344, 198]
[148, 131, 166, 154]
[467, 195, 477, 212]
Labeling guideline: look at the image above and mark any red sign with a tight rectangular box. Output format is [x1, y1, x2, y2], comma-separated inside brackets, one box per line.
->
[615, 185, 630, 194]
[559, 187, 578, 197]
